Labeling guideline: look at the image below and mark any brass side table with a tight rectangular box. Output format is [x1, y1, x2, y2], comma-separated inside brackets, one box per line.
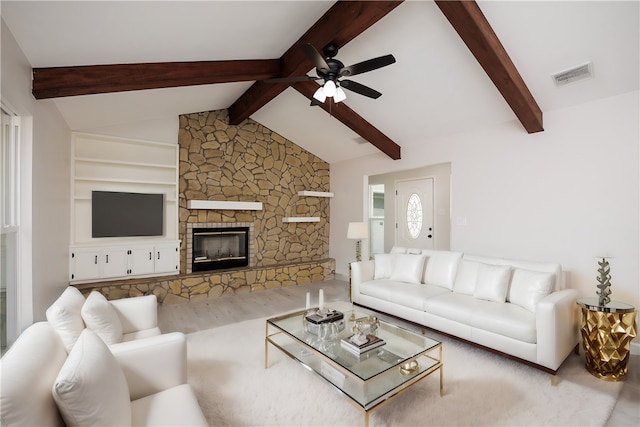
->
[577, 297, 637, 381]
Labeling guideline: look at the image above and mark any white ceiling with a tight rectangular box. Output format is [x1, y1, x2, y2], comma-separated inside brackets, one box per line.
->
[2, 1, 638, 163]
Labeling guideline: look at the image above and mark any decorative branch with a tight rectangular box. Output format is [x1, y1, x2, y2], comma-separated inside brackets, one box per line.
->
[596, 257, 612, 306]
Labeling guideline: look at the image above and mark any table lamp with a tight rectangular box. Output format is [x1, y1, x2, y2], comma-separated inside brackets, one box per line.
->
[347, 222, 368, 262]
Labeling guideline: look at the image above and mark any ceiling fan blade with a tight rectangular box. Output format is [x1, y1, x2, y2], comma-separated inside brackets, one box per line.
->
[301, 43, 330, 74]
[340, 80, 382, 99]
[339, 54, 396, 77]
[264, 75, 321, 84]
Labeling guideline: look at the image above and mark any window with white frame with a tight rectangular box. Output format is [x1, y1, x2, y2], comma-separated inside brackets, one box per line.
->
[1, 106, 20, 352]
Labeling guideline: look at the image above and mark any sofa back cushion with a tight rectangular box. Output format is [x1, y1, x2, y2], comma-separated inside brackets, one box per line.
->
[0, 322, 67, 427]
[52, 329, 132, 427]
[452, 260, 480, 295]
[373, 254, 395, 279]
[390, 254, 426, 284]
[473, 263, 512, 303]
[81, 291, 123, 345]
[46, 286, 86, 352]
[421, 251, 463, 289]
[508, 269, 554, 312]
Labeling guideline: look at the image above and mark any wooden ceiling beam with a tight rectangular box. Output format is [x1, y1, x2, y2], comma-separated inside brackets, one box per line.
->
[32, 60, 281, 99]
[435, 0, 543, 133]
[293, 81, 401, 160]
[227, 1, 403, 126]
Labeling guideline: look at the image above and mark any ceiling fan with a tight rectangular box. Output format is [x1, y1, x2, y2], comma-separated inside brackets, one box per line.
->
[266, 43, 396, 104]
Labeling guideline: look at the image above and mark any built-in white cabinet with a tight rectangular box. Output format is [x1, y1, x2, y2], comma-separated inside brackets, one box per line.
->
[70, 241, 180, 283]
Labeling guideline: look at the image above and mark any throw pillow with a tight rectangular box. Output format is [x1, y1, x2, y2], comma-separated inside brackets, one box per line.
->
[52, 329, 132, 427]
[46, 286, 86, 352]
[389, 246, 406, 254]
[508, 269, 554, 312]
[373, 254, 395, 279]
[81, 291, 123, 345]
[390, 254, 426, 284]
[473, 263, 512, 303]
[452, 260, 480, 295]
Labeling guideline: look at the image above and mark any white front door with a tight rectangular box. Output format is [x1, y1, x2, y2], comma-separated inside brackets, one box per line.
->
[395, 178, 434, 250]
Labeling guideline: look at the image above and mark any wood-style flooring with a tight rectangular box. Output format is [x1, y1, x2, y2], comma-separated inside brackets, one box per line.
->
[157, 279, 639, 426]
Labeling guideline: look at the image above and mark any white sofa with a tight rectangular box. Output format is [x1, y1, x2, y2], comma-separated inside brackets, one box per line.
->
[351, 247, 581, 373]
[0, 288, 208, 426]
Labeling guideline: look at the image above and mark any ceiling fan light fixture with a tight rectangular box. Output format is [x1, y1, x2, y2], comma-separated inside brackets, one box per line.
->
[334, 86, 347, 103]
[323, 79, 337, 97]
[313, 86, 326, 103]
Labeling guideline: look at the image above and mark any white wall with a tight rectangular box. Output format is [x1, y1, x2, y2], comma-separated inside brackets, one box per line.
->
[330, 91, 639, 309]
[2, 19, 71, 323]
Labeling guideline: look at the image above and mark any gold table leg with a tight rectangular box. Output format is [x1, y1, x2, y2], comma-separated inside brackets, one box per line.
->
[580, 307, 637, 381]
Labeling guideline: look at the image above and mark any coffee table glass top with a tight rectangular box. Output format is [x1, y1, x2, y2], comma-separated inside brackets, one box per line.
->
[266, 303, 442, 413]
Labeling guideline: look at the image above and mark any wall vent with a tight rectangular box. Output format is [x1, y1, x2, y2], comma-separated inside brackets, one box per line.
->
[552, 62, 593, 87]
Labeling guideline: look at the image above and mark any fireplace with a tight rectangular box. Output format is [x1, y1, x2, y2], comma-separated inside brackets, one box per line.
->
[192, 227, 249, 272]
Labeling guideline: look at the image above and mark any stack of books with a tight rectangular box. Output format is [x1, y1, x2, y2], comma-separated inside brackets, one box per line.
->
[340, 334, 385, 355]
[305, 309, 344, 324]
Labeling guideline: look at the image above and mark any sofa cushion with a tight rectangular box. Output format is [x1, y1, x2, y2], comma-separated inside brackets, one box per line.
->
[508, 269, 554, 312]
[422, 251, 463, 289]
[387, 283, 451, 311]
[471, 301, 537, 343]
[390, 254, 426, 284]
[46, 286, 86, 352]
[474, 263, 511, 303]
[424, 293, 482, 325]
[81, 291, 123, 345]
[131, 384, 208, 426]
[452, 260, 480, 295]
[0, 322, 68, 427]
[52, 329, 132, 427]
[359, 279, 397, 300]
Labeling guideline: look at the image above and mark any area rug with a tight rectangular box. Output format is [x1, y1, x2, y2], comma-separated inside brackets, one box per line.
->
[186, 316, 622, 427]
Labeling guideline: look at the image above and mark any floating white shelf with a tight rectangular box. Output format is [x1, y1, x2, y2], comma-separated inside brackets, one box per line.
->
[297, 191, 334, 197]
[282, 217, 320, 223]
[187, 200, 263, 210]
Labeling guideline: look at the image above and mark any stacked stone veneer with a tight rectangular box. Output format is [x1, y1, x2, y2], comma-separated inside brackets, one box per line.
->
[75, 109, 335, 304]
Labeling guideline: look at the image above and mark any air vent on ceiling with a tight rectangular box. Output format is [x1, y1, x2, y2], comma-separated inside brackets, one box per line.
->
[552, 62, 593, 87]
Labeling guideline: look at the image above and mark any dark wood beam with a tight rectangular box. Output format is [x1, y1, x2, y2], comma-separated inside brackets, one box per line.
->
[32, 60, 281, 99]
[227, 1, 403, 125]
[435, 0, 543, 133]
[293, 81, 401, 160]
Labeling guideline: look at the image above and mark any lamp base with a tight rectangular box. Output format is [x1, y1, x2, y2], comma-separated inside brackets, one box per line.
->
[355, 240, 362, 262]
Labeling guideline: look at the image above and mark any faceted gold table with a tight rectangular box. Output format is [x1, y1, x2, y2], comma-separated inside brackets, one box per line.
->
[577, 297, 637, 381]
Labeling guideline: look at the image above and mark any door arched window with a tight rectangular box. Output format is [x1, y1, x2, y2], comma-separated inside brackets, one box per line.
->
[406, 193, 422, 239]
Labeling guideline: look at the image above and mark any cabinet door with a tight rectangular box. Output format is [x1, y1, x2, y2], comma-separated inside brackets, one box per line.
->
[154, 244, 180, 274]
[102, 248, 129, 278]
[70, 250, 101, 281]
[129, 246, 155, 275]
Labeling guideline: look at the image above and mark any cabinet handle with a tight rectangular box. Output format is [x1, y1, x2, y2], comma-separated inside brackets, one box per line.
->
[157, 252, 160, 260]
[149, 252, 152, 260]
[94, 255, 98, 264]
[106, 254, 109, 263]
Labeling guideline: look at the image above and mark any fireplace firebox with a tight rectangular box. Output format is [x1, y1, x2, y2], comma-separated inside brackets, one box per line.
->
[192, 227, 249, 272]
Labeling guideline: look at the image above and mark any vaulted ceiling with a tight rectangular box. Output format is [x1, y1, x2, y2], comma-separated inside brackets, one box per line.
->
[3, 1, 638, 163]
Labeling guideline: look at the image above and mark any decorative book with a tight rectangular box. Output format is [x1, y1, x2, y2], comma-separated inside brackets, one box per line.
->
[340, 334, 385, 355]
[305, 309, 344, 324]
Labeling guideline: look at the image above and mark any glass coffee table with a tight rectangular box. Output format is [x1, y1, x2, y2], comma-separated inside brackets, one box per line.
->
[265, 304, 443, 426]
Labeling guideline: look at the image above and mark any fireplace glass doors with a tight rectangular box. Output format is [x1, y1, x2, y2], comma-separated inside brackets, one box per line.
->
[192, 227, 249, 272]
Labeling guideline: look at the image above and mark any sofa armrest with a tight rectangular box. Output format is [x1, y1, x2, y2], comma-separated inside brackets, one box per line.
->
[110, 332, 187, 401]
[109, 294, 158, 334]
[536, 288, 581, 371]
[350, 260, 375, 302]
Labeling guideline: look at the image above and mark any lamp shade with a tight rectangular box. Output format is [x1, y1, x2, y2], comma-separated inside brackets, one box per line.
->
[334, 86, 347, 103]
[313, 87, 326, 103]
[323, 80, 337, 97]
[347, 222, 368, 240]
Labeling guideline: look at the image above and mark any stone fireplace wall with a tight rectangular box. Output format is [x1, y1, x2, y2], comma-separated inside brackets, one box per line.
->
[178, 109, 330, 271]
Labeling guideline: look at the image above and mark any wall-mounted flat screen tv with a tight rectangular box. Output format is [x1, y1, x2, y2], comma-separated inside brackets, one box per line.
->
[92, 191, 164, 238]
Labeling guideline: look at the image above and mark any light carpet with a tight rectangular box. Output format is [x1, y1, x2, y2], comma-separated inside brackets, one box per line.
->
[186, 316, 622, 427]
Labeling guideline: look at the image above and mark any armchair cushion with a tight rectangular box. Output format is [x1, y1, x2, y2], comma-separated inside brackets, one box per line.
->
[131, 384, 208, 426]
[52, 329, 131, 427]
[81, 291, 123, 345]
[45, 286, 86, 352]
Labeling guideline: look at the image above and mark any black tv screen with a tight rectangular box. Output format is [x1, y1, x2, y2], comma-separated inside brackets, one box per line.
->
[92, 191, 164, 238]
